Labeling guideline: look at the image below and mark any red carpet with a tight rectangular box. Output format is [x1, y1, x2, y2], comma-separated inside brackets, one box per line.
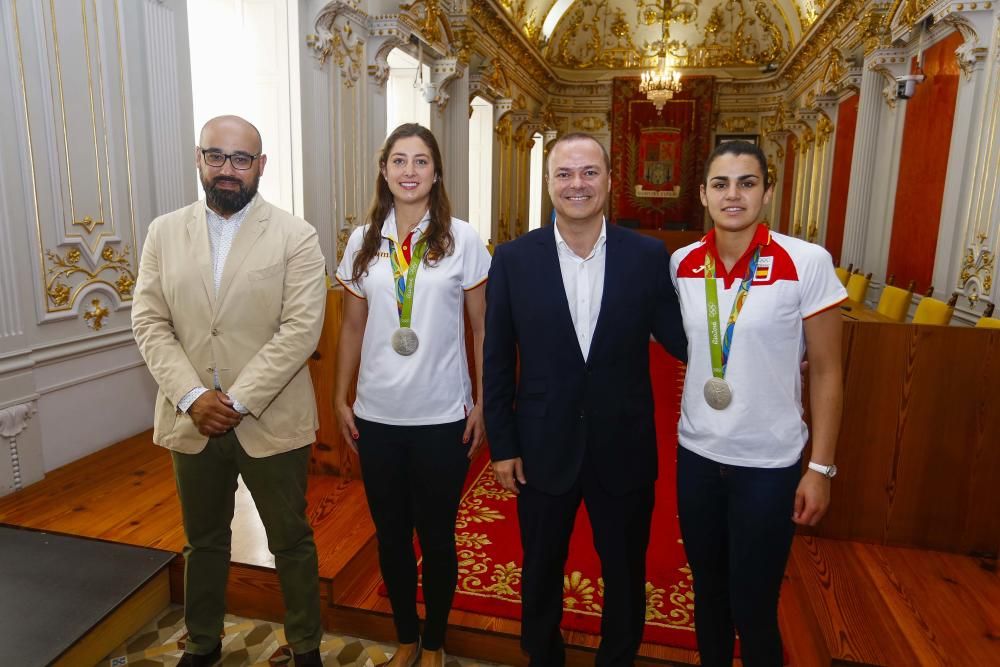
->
[446, 344, 696, 648]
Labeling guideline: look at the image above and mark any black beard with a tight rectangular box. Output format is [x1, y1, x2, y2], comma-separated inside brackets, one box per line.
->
[202, 174, 258, 215]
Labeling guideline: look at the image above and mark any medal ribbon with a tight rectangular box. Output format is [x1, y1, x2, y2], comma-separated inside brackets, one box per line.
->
[388, 234, 428, 328]
[704, 246, 762, 379]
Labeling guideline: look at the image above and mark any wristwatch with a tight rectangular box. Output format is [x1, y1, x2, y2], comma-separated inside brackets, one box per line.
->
[808, 461, 837, 478]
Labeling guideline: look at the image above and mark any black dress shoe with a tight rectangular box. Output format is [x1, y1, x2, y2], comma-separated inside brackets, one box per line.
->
[294, 648, 323, 665]
[177, 643, 221, 666]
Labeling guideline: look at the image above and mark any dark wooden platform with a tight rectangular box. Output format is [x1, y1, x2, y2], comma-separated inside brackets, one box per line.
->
[1, 431, 998, 666]
[0, 524, 174, 666]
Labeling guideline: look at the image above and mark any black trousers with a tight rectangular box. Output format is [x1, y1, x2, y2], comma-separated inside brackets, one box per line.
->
[518, 452, 655, 667]
[676, 445, 800, 667]
[355, 417, 469, 650]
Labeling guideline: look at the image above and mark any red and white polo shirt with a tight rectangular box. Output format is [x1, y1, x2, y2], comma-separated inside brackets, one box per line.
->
[669, 224, 847, 468]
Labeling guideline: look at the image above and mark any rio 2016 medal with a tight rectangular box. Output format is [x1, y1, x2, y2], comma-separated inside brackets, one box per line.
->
[391, 327, 419, 356]
[704, 376, 733, 410]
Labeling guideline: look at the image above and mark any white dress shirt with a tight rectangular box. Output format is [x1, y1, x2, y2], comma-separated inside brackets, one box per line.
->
[553, 219, 607, 360]
[176, 197, 256, 414]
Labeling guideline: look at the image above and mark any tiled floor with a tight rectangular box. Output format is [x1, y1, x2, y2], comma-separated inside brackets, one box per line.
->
[101, 605, 506, 666]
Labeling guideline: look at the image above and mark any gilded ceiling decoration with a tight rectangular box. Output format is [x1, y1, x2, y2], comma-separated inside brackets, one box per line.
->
[488, 0, 813, 71]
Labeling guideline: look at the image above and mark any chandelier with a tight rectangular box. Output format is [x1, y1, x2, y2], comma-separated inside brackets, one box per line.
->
[640, 53, 682, 112]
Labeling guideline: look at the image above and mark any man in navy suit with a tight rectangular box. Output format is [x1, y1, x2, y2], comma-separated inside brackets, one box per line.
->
[484, 133, 687, 666]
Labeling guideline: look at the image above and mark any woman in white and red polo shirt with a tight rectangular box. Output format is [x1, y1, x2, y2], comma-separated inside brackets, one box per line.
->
[670, 141, 847, 667]
[334, 124, 491, 667]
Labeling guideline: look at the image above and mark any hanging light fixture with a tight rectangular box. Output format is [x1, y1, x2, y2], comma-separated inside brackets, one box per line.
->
[640, 51, 682, 112]
[639, 9, 683, 113]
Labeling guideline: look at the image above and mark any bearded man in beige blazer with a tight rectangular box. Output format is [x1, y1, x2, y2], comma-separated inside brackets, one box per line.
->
[132, 115, 326, 667]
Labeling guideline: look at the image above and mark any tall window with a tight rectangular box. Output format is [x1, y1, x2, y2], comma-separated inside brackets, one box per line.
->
[386, 49, 431, 134]
[528, 133, 544, 231]
[468, 97, 494, 244]
[187, 0, 302, 214]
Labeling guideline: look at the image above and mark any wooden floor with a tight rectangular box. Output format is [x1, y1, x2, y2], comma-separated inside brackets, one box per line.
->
[1, 432, 998, 666]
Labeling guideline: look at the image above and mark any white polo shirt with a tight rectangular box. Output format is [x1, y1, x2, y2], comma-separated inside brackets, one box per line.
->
[669, 224, 847, 468]
[336, 210, 491, 425]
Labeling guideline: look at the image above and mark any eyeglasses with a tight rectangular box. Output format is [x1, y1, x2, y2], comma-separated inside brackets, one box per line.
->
[199, 148, 260, 170]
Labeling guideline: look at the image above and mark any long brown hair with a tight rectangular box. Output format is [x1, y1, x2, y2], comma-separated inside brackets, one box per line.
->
[350, 123, 454, 284]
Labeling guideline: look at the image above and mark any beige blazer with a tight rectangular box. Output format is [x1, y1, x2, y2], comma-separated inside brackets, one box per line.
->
[132, 196, 327, 457]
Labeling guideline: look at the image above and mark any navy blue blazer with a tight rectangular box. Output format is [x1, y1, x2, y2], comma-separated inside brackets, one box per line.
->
[483, 223, 687, 496]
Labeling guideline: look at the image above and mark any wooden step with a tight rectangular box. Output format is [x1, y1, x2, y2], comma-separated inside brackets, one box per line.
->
[790, 536, 1000, 665]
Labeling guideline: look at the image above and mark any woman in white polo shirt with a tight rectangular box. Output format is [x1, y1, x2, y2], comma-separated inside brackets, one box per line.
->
[669, 141, 846, 667]
[334, 124, 491, 667]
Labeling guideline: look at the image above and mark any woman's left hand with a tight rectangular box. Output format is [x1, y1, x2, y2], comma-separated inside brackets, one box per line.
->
[463, 404, 486, 460]
[793, 471, 831, 526]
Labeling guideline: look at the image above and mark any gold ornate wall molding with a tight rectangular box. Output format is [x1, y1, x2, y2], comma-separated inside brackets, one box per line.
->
[866, 48, 909, 109]
[781, 0, 867, 83]
[938, 7, 996, 80]
[959, 232, 995, 302]
[716, 115, 758, 132]
[310, 1, 370, 86]
[12, 0, 139, 318]
[469, 0, 553, 95]
[572, 115, 607, 131]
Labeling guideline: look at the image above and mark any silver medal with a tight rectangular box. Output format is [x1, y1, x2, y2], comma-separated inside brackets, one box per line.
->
[703, 377, 733, 410]
[391, 327, 419, 356]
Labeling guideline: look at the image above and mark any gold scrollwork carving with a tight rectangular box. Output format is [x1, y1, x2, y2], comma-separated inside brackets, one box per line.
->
[400, 0, 451, 45]
[82, 298, 109, 331]
[822, 49, 847, 90]
[74, 215, 104, 234]
[497, 0, 542, 45]
[307, 16, 365, 87]
[550, 0, 642, 69]
[495, 114, 513, 147]
[815, 114, 834, 148]
[943, 15, 989, 81]
[692, 0, 786, 68]
[895, 0, 935, 30]
[783, 0, 867, 82]
[959, 232, 995, 300]
[44, 244, 135, 310]
[718, 116, 757, 133]
[469, 0, 552, 88]
[858, 10, 889, 53]
[573, 116, 606, 132]
[870, 64, 900, 110]
[485, 59, 512, 98]
[337, 216, 357, 264]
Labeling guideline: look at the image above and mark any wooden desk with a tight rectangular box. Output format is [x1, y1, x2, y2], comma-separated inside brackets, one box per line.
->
[839, 299, 897, 323]
[805, 319, 1000, 556]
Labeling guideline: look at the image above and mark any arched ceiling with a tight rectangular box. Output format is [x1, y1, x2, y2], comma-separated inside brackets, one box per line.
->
[491, 0, 828, 75]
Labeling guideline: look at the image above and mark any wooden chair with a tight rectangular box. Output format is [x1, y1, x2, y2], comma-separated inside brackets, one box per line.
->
[875, 282, 913, 323]
[912, 292, 958, 325]
[834, 262, 853, 287]
[846, 271, 872, 303]
[976, 302, 1000, 329]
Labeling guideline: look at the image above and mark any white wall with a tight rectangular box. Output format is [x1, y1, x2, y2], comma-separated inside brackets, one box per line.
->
[0, 0, 196, 489]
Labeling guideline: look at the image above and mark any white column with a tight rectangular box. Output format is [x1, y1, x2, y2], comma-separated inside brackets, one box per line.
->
[936, 8, 999, 310]
[841, 50, 907, 267]
[428, 57, 470, 221]
[766, 131, 789, 229]
[793, 126, 814, 238]
[813, 100, 839, 245]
